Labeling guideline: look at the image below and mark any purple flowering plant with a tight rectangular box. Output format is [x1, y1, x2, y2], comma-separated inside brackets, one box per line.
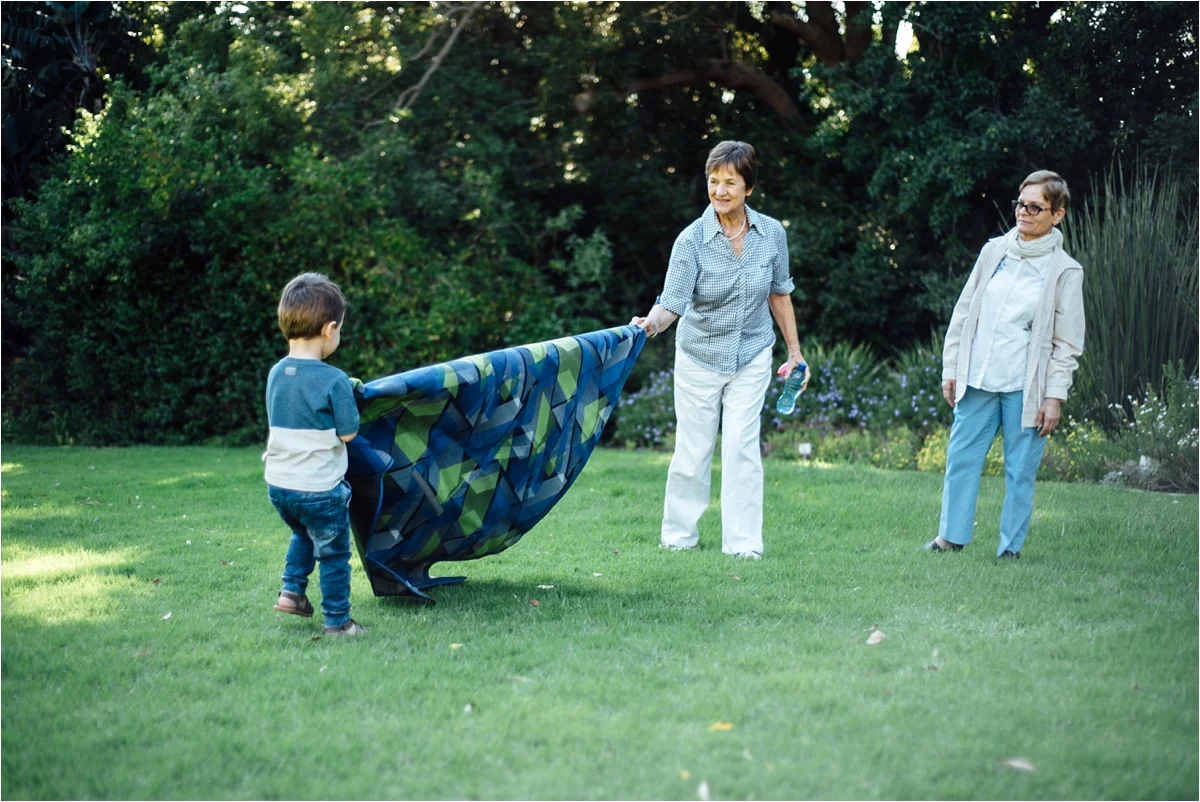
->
[612, 368, 676, 449]
[763, 338, 952, 437]
[614, 337, 954, 451]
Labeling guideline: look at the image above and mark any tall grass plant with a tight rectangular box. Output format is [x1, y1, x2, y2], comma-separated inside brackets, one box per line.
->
[1063, 163, 1199, 419]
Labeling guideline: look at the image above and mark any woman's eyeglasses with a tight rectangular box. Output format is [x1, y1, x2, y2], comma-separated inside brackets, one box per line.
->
[1012, 200, 1049, 216]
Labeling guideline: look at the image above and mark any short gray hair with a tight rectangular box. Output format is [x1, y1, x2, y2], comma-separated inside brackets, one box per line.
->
[1020, 170, 1070, 211]
[705, 141, 758, 190]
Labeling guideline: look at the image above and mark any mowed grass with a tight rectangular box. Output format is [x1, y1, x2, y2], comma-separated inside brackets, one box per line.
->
[1, 445, 1196, 800]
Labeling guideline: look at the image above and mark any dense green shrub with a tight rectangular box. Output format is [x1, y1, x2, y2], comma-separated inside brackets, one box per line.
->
[3, 12, 610, 445]
[611, 367, 674, 450]
[1098, 363, 1199, 492]
[915, 426, 1005, 476]
[1038, 419, 1123, 483]
[816, 426, 922, 471]
[763, 341, 883, 431]
[763, 337, 951, 437]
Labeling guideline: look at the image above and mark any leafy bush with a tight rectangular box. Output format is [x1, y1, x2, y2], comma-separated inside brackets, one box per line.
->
[764, 341, 883, 432]
[764, 337, 951, 437]
[1099, 363, 1199, 492]
[2, 12, 612, 445]
[818, 426, 922, 471]
[1038, 420, 1123, 483]
[915, 426, 1005, 476]
[872, 333, 952, 433]
[611, 368, 675, 449]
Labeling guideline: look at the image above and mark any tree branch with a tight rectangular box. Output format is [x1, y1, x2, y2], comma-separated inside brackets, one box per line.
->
[843, 1, 873, 63]
[393, 2, 482, 113]
[629, 58, 801, 119]
[769, 1, 852, 66]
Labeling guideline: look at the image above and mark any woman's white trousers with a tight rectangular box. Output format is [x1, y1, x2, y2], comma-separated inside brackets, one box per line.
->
[661, 345, 772, 556]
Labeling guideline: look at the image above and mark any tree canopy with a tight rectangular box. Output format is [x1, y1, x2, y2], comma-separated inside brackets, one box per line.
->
[2, 1, 1196, 444]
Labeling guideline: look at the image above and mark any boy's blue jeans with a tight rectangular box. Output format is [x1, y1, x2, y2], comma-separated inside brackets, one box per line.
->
[268, 480, 353, 627]
[938, 388, 1047, 556]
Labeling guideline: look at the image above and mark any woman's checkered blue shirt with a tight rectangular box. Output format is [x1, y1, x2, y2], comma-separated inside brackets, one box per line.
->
[659, 204, 795, 374]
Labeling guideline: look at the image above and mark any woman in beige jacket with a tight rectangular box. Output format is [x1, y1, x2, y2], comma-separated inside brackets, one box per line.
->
[923, 170, 1085, 559]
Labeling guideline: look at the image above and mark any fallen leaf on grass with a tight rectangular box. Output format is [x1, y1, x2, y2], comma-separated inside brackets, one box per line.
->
[866, 630, 886, 645]
[697, 780, 710, 801]
[1001, 757, 1036, 773]
[729, 575, 741, 581]
[161, 612, 172, 620]
[450, 643, 463, 650]
[529, 599, 541, 607]
[311, 635, 322, 641]
[925, 665, 940, 671]
[679, 770, 691, 780]
[151, 578, 160, 586]
[708, 721, 734, 732]
[220, 560, 228, 565]
[612, 549, 620, 555]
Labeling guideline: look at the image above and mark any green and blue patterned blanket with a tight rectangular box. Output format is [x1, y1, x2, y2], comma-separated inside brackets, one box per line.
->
[346, 325, 646, 602]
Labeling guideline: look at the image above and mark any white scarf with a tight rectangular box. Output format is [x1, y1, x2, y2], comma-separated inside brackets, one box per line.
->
[1005, 225, 1061, 262]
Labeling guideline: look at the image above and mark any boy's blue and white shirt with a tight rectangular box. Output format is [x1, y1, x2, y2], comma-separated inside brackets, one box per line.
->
[263, 357, 360, 491]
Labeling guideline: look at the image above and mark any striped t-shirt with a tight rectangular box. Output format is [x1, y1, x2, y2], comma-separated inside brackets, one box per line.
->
[263, 357, 360, 491]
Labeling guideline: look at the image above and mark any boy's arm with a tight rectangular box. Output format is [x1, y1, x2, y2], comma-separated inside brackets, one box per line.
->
[331, 374, 361, 444]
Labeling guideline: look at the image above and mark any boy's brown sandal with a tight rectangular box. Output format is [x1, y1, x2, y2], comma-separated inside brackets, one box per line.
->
[273, 590, 314, 618]
[324, 619, 368, 636]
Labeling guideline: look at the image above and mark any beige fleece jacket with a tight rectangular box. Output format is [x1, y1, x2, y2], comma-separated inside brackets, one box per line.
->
[942, 234, 1086, 429]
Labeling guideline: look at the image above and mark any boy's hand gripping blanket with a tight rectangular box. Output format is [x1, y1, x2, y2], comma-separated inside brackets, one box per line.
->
[345, 325, 646, 602]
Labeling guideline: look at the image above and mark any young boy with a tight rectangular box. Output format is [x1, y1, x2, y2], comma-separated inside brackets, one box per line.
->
[263, 272, 366, 636]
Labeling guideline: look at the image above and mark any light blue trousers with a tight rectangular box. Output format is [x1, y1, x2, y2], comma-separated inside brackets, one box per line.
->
[938, 388, 1047, 556]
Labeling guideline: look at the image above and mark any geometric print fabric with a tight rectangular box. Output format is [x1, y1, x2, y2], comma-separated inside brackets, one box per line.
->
[345, 325, 647, 601]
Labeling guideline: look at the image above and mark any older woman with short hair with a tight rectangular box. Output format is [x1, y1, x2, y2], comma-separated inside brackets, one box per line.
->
[925, 170, 1085, 559]
[632, 140, 809, 559]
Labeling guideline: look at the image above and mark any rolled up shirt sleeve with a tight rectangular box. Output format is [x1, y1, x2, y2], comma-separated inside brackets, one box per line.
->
[770, 224, 795, 296]
[660, 228, 699, 317]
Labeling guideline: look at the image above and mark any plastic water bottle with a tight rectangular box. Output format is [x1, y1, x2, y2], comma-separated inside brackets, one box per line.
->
[775, 362, 808, 415]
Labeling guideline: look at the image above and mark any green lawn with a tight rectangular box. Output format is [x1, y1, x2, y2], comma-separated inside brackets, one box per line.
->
[1, 446, 1196, 800]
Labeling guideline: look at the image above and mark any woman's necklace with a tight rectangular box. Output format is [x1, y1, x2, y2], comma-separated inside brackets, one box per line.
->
[721, 215, 748, 241]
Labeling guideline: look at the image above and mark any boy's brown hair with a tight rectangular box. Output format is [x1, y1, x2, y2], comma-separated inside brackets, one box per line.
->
[278, 273, 346, 340]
